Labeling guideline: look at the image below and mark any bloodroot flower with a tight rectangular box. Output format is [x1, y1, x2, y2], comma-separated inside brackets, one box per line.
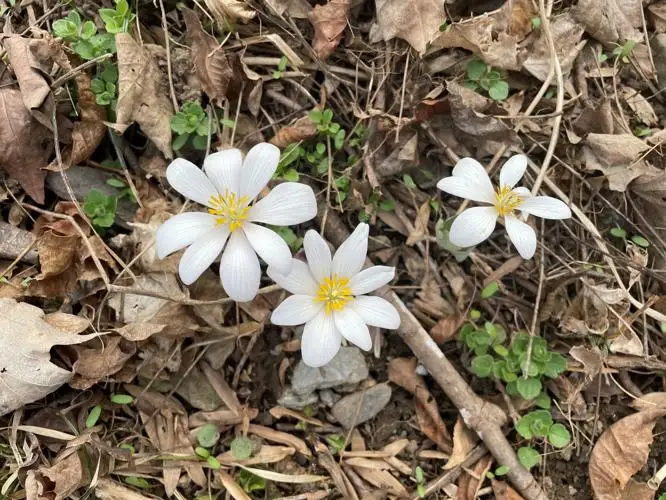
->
[156, 143, 317, 302]
[269, 224, 401, 367]
[437, 155, 571, 259]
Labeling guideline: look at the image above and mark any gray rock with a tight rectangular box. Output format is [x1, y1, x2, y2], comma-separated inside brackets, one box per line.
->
[319, 389, 341, 407]
[277, 389, 319, 410]
[331, 383, 392, 429]
[46, 166, 137, 226]
[174, 367, 223, 411]
[291, 347, 368, 396]
[0, 222, 37, 263]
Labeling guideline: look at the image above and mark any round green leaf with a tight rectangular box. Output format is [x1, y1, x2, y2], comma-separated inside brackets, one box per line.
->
[610, 227, 627, 238]
[230, 436, 253, 460]
[516, 377, 542, 400]
[548, 423, 570, 449]
[472, 355, 494, 378]
[631, 235, 650, 247]
[481, 281, 500, 298]
[543, 352, 567, 378]
[466, 59, 487, 80]
[86, 405, 102, 428]
[489, 81, 509, 101]
[517, 447, 541, 470]
[111, 394, 134, 405]
[197, 423, 220, 448]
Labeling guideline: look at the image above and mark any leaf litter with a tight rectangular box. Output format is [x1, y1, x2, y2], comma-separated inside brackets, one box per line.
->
[2, 1, 666, 499]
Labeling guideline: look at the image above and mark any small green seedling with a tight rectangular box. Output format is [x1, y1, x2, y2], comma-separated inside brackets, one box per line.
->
[325, 434, 347, 454]
[238, 469, 266, 493]
[53, 10, 115, 60]
[170, 101, 213, 151]
[230, 436, 254, 460]
[99, 0, 135, 34]
[413, 466, 426, 498]
[465, 59, 509, 101]
[273, 56, 288, 79]
[91, 63, 119, 110]
[83, 189, 117, 229]
[518, 446, 541, 470]
[124, 476, 152, 489]
[110, 394, 134, 405]
[197, 423, 220, 448]
[612, 40, 636, 64]
[516, 410, 571, 468]
[86, 404, 102, 428]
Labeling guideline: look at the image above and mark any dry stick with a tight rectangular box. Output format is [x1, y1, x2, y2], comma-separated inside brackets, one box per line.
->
[416, 445, 489, 499]
[320, 211, 548, 500]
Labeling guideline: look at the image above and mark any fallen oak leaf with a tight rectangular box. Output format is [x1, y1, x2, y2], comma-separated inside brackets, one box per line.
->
[309, 0, 350, 60]
[0, 298, 98, 416]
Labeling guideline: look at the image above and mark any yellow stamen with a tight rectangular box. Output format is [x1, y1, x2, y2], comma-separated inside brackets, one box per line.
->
[315, 275, 353, 315]
[494, 185, 523, 217]
[208, 191, 250, 231]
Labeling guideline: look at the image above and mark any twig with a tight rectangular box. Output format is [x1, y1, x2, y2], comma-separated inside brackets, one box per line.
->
[51, 53, 114, 89]
[415, 445, 488, 499]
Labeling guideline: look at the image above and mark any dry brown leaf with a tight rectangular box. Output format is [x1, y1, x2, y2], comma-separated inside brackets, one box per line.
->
[506, 0, 538, 39]
[456, 454, 492, 500]
[25, 451, 87, 500]
[95, 478, 153, 500]
[619, 86, 658, 126]
[219, 470, 252, 500]
[573, 0, 642, 45]
[183, 8, 234, 105]
[114, 33, 173, 159]
[589, 408, 666, 499]
[371, 0, 446, 54]
[444, 416, 477, 470]
[218, 445, 295, 465]
[114, 322, 166, 341]
[246, 423, 311, 456]
[429, 313, 463, 344]
[270, 115, 318, 147]
[648, 1, 666, 33]
[71, 336, 137, 390]
[352, 465, 409, 497]
[0, 88, 53, 203]
[388, 357, 452, 451]
[583, 133, 657, 192]
[204, 0, 256, 24]
[491, 479, 525, 500]
[309, 0, 350, 60]
[406, 199, 431, 246]
[35, 230, 79, 278]
[631, 392, 666, 411]
[0, 299, 97, 416]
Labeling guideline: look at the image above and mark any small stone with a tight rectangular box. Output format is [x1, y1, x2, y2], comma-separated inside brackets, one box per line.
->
[331, 383, 392, 428]
[278, 388, 319, 410]
[319, 389, 341, 407]
[291, 347, 368, 396]
[175, 367, 223, 411]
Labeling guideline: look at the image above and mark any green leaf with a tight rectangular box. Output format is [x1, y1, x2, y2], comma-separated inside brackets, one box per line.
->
[516, 377, 542, 400]
[105, 82, 116, 94]
[323, 109, 333, 122]
[172, 133, 189, 151]
[489, 81, 509, 101]
[119, 443, 135, 453]
[67, 10, 82, 26]
[116, 0, 130, 16]
[531, 16, 542, 29]
[534, 391, 551, 409]
[99, 8, 118, 25]
[282, 168, 300, 182]
[110, 394, 134, 405]
[125, 476, 151, 489]
[238, 469, 266, 493]
[417, 484, 426, 498]
[548, 423, 571, 449]
[481, 281, 500, 299]
[316, 142, 326, 155]
[517, 447, 541, 470]
[192, 134, 208, 150]
[334, 128, 346, 150]
[466, 59, 487, 80]
[73, 40, 95, 60]
[53, 19, 78, 39]
[106, 178, 126, 188]
[378, 199, 395, 212]
[471, 355, 494, 378]
[309, 109, 323, 123]
[278, 56, 288, 71]
[86, 405, 102, 428]
[542, 352, 567, 378]
[81, 20, 97, 39]
[197, 423, 220, 447]
[631, 235, 650, 247]
[195, 446, 210, 458]
[415, 466, 424, 483]
[403, 174, 416, 189]
[230, 436, 253, 460]
[91, 79, 106, 94]
[207, 455, 221, 469]
[221, 118, 236, 128]
[493, 345, 509, 357]
[325, 434, 346, 454]
[495, 465, 509, 476]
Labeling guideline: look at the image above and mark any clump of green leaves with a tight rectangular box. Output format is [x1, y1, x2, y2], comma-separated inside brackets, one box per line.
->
[83, 189, 117, 229]
[53, 10, 115, 60]
[171, 101, 215, 151]
[612, 40, 636, 64]
[465, 59, 509, 101]
[91, 62, 118, 110]
[238, 469, 266, 493]
[609, 226, 650, 248]
[325, 434, 347, 455]
[99, 0, 135, 34]
[272, 56, 289, 79]
[516, 409, 571, 469]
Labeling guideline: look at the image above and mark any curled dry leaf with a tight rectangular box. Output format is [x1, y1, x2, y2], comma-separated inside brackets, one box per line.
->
[406, 199, 431, 246]
[457, 454, 493, 500]
[631, 392, 666, 411]
[573, 0, 642, 45]
[0, 88, 53, 203]
[444, 416, 478, 470]
[70, 335, 137, 390]
[204, 0, 256, 24]
[309, 0, 350, 60]
[0, 298, 97, 416]
[25, 451, 87, 500]
[491, 479, 525, 500]
[388, 357, 452, 451]
[589, 408, 666, 499]
[370, 0, 446, 54]
[430, 313, 464, 344]
[114, 33, 173, 159]
[270, 114, 318, 147]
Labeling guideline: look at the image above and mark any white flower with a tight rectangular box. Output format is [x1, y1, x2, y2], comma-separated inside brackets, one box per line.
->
[156, 143, 317, 302]
[269, 224, 400, 367]
[437, 155, 571, 259]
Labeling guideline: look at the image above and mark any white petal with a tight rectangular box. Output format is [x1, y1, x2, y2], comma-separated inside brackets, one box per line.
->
[178, 228, 229, 285]
[219, 230, 261, 302]
[303, 230, 331, 282]
[332, 223, 368, 278]
[448, 206, 498, 248]
[436, 177, 495, 204]
[334, 307, 372, 351]
[248, 182, 317, 225]
[271, 295, 323, 326]
[349, 266, 395, 295]
[239, 143, 281, 200]
[243, 222, 292, 275]
[203, 149, 242, 195]
[499, 155, 527, 188]
[349, 295, 400, 329]
[267, 259, 319, 296]
[451, 157, 495, 200]
[155, 212, 217, 258]
[505, 215, 537, 259]
[166, 158, 218, 207]
[513, 186, 531, 196]
[301, 312, 342, 367]
[519, 196, 572, 220]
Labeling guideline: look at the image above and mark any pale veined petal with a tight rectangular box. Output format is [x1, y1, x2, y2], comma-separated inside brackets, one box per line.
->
[436, 177, 495, 204]
[301, 311, 342, 367]
[219, 230, 261, 302]
[333, 307, 372, 351]
[448, 206, 498, 248]
[513, 186, 531, 196]
[349, 295, 400, 329]
[499, 155, 527, 188]
[451, 157, 495, 200]
[271, 294, 323, 326]
[178, 228, 229, 285]
[242, 222, 293, 275]
[166, 158, 218, 207]
[349, 266, 395, 295]
[247, 182, 317, 225]
[505, 215, 537, 259]
[303, 230, 331, 282]
[331, 223, 368, 278]
[203, 149, 242, 195]
[239, 143, 281, 200]
[267, 259, 319, 296]
[519, 195, 571, 219]
[155, 212, 217, 258]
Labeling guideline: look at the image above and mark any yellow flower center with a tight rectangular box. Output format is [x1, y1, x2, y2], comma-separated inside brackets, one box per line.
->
[208, 191, 250, 231]
[494, 185, 523, 217]
[315, 276, 353, 315]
